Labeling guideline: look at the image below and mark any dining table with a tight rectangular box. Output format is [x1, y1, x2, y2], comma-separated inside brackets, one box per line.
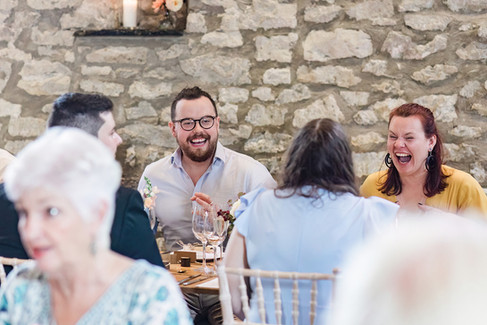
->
[169, 261, 220, 295]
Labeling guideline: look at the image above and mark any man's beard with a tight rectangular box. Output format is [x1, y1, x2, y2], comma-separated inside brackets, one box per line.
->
[179, 132, 218, 163]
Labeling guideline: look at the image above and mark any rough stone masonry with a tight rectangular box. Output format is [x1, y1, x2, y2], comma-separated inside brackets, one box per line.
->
[1, 0, 486, 190]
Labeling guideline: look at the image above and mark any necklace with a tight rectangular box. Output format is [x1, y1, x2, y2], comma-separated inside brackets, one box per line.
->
[395, 192, 427, 208]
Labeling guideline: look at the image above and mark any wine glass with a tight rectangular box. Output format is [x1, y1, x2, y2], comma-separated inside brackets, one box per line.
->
[203, 214, 218, 273]
[192, 202, 212, 274]
[207, 205, 228, 269]
[216, 219, 228, 262]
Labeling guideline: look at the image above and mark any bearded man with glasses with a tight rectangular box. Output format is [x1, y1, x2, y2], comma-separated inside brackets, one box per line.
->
[138, 86, 276, 325]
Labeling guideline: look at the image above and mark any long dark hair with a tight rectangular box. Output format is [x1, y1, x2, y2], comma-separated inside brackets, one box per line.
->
[276, 118, 358, 200]
[379, 103, 448, 197]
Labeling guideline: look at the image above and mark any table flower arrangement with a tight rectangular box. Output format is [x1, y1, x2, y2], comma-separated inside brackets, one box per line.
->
[217, 192, 245, 234]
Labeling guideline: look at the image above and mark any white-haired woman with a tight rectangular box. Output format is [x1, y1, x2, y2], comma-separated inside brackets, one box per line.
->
[329, 217, 487, 325]
[0, 127, 191, 325]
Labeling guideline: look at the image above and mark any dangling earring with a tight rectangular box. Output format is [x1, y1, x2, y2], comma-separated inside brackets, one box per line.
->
[425, 148, 436, 171]
[385, 153, 393, 168]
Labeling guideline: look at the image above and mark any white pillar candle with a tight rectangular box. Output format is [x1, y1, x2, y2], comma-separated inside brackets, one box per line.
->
[123, 0, 137, 28]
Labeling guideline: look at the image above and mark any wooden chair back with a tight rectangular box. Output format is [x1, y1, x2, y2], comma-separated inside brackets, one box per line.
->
[218, 265, 338, 325]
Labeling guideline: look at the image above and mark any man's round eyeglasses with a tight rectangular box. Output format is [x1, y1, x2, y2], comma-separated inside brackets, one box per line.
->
[173, 115, 217, 131]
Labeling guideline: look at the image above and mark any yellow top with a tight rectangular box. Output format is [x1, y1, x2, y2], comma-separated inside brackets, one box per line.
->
[360, 165, 487, 217]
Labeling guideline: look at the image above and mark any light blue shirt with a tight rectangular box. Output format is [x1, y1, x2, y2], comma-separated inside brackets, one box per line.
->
[235, 187, 399, 325]
[138, 142, 276, 250]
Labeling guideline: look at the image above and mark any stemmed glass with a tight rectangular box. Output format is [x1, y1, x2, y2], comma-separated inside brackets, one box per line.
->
[215, 216, 228, 263]
[206, 204, 228, 269]
[192, 202, 212, 274]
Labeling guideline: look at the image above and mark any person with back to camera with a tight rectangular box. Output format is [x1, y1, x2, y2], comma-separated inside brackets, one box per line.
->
[0, 127, 192, 324]
[360, 103, 487, 217]
[224, 118, 399, 324]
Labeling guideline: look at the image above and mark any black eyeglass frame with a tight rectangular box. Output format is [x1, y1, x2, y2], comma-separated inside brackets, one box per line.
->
[173, 115, 217, 131]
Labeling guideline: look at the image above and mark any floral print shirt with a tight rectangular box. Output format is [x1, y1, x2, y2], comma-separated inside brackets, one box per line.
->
[0, 260, 192, 325]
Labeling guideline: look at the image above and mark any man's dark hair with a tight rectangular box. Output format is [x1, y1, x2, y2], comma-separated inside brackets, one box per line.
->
[47, 93, 114, 136]
[170, 86, 218, 121]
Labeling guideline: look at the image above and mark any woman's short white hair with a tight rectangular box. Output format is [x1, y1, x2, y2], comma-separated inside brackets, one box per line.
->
[4, 127, 121, 250]
[329, 216, 487, 325]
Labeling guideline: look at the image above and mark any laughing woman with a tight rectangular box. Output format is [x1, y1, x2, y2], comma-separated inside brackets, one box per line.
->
[361, 103, 487, 217]
[0, 128, 191, 325]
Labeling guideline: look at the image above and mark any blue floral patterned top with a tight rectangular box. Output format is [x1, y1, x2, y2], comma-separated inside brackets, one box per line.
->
[0, 260, 192, 325]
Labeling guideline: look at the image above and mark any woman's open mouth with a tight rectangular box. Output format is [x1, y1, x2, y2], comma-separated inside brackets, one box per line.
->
[396, 153, 412, 164]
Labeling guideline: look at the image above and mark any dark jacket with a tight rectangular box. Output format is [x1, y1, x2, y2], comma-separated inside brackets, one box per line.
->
[0, 183, 29, 274]
[0, 184, 163, 274]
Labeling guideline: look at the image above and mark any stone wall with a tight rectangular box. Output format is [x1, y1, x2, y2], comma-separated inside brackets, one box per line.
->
[1, 0, 487, 190]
